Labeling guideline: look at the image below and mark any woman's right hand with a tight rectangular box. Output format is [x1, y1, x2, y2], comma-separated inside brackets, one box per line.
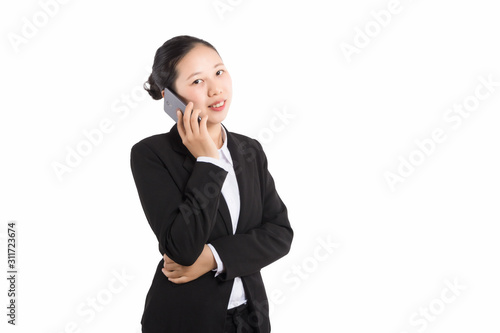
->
[176, 102, 219, 159]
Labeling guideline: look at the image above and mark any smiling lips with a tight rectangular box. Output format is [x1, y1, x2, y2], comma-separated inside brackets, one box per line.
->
[208, 100, 226, 111]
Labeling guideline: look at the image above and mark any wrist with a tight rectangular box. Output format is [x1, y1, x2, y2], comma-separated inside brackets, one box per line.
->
[204, 245, 217, 270]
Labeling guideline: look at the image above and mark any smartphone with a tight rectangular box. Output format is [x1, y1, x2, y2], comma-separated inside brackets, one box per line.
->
[163, 88, 201, 122]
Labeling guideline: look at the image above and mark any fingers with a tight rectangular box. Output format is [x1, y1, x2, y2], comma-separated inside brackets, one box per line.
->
[180, 102, 203, 136]
[182, 102, 193, 135]
[176, 110, 185, 141]
[163, 254, 180, 272]
[162, 263, 182, 277]
[199, 114, 209, 135]
[181, 102, 199, 134]
[162, 267, 179, 278]
[167, 276, 190, 284]
[161, 266, 177, 274]
[176, 102, 193, 139]
[163, 256, 179, 271]
[163, 261, 180, 271]
[190, 109, 202, 135]
[161, 267, 190, 284]
[161, 255, 191, 284]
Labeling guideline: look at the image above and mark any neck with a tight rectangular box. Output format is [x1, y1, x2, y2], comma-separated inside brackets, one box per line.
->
[207, 122, 223, 149]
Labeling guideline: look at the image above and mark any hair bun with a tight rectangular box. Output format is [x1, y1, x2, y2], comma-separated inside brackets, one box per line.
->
[144, 73, 163, 100]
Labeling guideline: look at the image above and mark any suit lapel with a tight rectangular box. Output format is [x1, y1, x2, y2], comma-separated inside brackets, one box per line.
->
[169, 124, 196, 174]
[225, 125, 250, 234]
[217, 196, 233, 235]
[169, 123, 233, 235]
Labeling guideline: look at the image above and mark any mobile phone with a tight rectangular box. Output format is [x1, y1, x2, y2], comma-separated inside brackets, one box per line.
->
[163, 88, 201, 122]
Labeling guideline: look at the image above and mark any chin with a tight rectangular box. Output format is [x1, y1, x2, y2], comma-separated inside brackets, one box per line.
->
[208, 114, 227, 125]
[207, 108, 229, 124]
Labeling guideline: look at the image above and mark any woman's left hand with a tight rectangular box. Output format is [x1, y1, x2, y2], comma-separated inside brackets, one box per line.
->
[162, 244, 217, 284]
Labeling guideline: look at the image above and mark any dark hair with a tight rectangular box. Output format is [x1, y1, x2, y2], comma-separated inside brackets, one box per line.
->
[144, 35, 219, 100]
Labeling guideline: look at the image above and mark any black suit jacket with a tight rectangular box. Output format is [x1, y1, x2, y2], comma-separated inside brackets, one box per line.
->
[130, 124, 293, 333]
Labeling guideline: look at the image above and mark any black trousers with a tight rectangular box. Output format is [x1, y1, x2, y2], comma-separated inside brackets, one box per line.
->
[223, 303, 256, 333]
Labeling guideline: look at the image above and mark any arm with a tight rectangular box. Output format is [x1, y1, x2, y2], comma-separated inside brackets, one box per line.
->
[162, 244, 217, 284]
[157, 140, 292, 283]
[210, 140, 293, 280]
[130, 104, 225, 266]
[130, 142, 227, 266]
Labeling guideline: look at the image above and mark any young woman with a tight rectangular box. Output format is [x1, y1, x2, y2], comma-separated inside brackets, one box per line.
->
[130, 35, 293, 333]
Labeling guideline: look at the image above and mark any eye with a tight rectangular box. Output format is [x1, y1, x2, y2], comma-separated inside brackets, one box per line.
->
[216, 70, 224, 76]
[192, 79, 203, 84]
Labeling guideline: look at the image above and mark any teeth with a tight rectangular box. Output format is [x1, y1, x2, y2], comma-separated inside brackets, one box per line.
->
[210, 101, 224, 108]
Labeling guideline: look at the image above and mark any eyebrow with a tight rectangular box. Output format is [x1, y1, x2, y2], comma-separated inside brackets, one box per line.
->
[186, 63, 224, 81]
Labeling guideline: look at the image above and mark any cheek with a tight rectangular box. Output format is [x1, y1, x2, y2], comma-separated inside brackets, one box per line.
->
[180, 88, 205, 106]
[225, 76, 233, 89]
[193, 93, 208, 107]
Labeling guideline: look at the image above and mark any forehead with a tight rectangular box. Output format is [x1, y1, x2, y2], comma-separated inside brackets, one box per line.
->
[176, 44, 222, 76]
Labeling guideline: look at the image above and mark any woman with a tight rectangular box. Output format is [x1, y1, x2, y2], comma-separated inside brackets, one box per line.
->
[130, 35, 293, 333]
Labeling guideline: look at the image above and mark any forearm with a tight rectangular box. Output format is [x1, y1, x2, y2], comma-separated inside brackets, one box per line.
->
[162, 244, 217, 284]
[161, 161, 228, 265]
[210, 215, 293, 280]
[131, 141, 229, 266]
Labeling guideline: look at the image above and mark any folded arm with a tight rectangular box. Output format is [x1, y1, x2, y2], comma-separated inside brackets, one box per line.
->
[130, 141, 228, 266]
[210, 140, 293, 280]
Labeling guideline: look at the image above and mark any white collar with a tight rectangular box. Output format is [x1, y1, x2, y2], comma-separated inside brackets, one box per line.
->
[218, 125, 233, 166]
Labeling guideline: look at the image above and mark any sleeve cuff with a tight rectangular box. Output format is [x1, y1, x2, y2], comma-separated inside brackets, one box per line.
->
[207, 243, 225, 277]
[197, 156, 230, 172]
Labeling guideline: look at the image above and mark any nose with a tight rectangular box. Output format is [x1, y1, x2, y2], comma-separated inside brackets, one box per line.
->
[208, 83, 222, 97]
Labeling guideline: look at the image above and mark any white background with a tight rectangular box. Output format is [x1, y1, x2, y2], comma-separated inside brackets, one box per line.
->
[1, 0, 499, 332]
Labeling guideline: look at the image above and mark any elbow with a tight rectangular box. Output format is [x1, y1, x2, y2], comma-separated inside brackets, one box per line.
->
[163, 248, 200, 266]
[283, 226, 294, 255]
[161, 238, 204, 266]
[274, 224, 294, 258]
[160, 216, 209, 266]
[171, 253, 199, 267]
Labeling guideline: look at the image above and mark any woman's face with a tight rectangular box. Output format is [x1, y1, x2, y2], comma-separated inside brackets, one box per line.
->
[173, 44, 232, 126]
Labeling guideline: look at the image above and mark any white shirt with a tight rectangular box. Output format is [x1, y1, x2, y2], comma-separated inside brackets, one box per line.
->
[196, 126, 247, 309]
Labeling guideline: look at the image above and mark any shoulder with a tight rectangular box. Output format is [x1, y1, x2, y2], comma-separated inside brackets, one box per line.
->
[227, 127, 262, 147]
[226, 129, 268, 166]
[132, 133, 170, 151]
[131, 125, 181, 156]
[228, 131, 261, 148]
[129, 129, 186, 175]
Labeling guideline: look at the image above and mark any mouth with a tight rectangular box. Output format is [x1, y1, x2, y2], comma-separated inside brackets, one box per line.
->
[208, 100, 226, 111]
